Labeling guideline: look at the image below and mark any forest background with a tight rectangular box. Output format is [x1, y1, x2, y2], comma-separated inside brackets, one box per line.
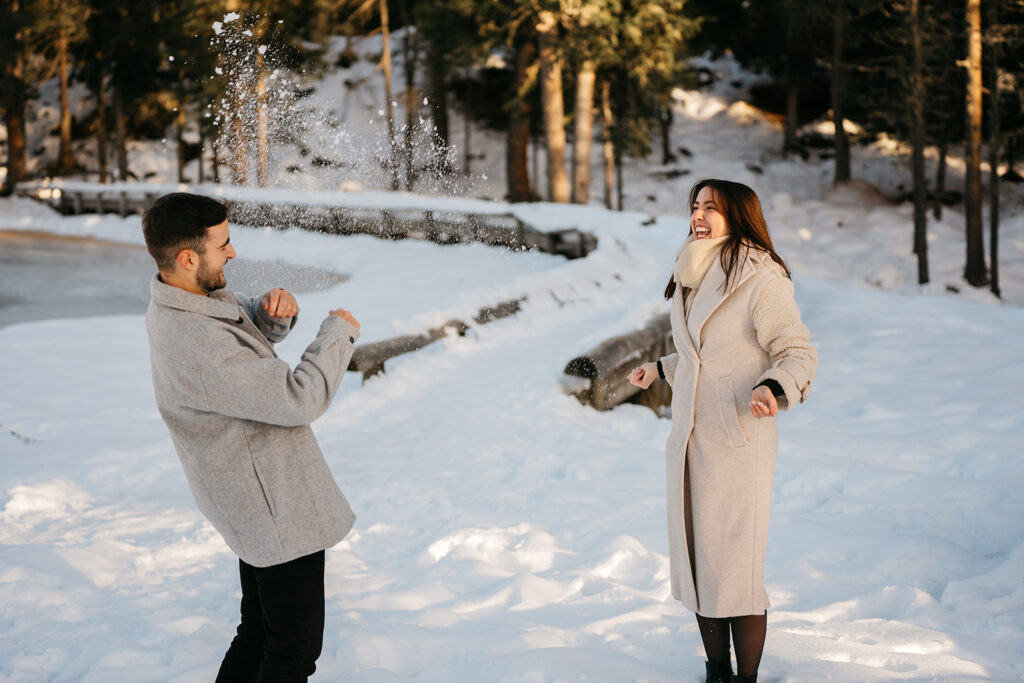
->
[2, 0, 1023, 296]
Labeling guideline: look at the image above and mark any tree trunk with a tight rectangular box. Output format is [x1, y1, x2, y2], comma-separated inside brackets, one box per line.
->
[615, 144, 623, 211]
[231, 111, 247, 185]
[427, 49, 449, 152]
[113, 85, 129, 181]
[532, 135, 540, 194]
[601, 79, 614, 210]
[197, 127, 206, 184]
[832, 0, 850, 183]
[783, 8, 801, 154]
[401, 11, 419, 191]
[507, 38, 535, 202]
[988, 1, 1001, 298]
[2, 54, 28, 194]
[933, 140, 946, 219]
[176, 105, 187, 184]
[57, 35, 76, 174]
[572, 58, 596, 204]
[96, 77, 108, 184]
[311, 0, 331, 43]
[463, 112, 471, 176]
[536, 10, 570, 203]
[963, 0, 987, 286]
[784, 80, 799, 154]
[256, 58, 269, 187]
[658, 105, 673, 165]
[909, 0, 929, 283]
[379, 0, 399, 191]
[212, 133, 221, 183]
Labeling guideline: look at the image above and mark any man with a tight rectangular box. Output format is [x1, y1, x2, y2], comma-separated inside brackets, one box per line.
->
[142, 192, 360, 682]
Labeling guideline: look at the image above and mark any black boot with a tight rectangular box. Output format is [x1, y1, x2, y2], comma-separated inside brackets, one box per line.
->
[705, 659, 733, 683]
[730, 676, 757, 683]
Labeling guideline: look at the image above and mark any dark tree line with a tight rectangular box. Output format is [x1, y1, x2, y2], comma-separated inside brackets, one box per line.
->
[2, 0, 1023, 295]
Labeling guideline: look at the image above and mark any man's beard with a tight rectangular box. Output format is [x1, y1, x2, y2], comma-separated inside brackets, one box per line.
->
[196, 257, 226, 293]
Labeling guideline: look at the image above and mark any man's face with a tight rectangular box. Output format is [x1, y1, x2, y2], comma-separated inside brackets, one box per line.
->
[195, 220, 235, 293]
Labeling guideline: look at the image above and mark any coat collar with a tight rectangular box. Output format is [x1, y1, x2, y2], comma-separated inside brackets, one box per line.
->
[149, 274, 242, 321]
[684, 244, 766, 352]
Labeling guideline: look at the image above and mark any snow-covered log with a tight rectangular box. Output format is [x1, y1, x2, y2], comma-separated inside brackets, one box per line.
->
[563, 313, 673, 412]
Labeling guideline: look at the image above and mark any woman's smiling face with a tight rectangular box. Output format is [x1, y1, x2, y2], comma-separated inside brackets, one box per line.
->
[690, 186, 729, 240]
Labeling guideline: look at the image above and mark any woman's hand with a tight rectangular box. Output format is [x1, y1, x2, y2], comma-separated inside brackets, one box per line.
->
[628, 362, 659, 389]
[749, 385, 778, 418]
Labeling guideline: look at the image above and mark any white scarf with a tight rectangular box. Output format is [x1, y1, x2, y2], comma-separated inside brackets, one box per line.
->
[673, 234, 729, 293]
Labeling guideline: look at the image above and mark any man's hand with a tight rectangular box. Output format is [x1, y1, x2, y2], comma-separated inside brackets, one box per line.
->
[330, 307, 360, 330]
[749, 385, 778, 418]
[262, 288, 298, 319]
[627, 362, 659, 390]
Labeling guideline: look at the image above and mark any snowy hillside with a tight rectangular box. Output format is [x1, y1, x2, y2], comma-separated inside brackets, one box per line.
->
[1, 27, 1022, 683]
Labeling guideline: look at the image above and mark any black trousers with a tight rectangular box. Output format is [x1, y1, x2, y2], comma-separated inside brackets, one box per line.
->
[215, 550, 326, 683]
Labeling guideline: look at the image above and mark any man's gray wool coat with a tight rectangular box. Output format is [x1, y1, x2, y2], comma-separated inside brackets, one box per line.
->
[146, 276, 360, 567]
[659, 247, 817, 618]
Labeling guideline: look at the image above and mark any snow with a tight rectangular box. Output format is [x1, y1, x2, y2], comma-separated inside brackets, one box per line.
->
[2, 186, 1023, 680]
[2, 42, 1023, 683]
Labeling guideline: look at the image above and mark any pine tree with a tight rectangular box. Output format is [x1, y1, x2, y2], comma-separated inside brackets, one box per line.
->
[1, 0, 35, 194]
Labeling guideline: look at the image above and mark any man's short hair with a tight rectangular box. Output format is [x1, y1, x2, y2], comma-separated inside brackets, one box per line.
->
[142, 193, 229, 271]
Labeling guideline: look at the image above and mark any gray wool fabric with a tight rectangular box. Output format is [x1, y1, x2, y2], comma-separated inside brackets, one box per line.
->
[145, 275, 360, 567]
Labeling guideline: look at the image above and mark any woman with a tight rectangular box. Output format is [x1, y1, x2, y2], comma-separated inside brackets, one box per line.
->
[628, 179, 817, 683]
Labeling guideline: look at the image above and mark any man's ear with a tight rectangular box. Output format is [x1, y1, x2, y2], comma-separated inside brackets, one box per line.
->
[175, 248, 198, 272]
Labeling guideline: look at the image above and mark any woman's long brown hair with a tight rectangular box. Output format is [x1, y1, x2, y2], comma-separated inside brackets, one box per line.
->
[664, 179, 790, 300]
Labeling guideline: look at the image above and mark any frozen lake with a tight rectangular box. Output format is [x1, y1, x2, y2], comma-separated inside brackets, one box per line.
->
[0, 230, 348, 328]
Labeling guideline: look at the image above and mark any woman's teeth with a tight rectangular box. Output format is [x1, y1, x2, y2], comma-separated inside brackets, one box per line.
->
[695, 227, 710, 238]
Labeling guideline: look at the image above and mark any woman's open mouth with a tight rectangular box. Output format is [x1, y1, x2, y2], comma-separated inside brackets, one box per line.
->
[694, 226, 711, 239]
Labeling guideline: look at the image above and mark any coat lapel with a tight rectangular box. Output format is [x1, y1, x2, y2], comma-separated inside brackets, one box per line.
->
[670, 285, 699, 360]
[687, 249, 758, 352]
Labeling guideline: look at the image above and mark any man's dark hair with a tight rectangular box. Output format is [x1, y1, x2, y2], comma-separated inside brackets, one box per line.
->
[142, 193, 228, 271]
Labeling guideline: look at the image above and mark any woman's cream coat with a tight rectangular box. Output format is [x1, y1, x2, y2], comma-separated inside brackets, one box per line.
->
[659, 246, 817, 618]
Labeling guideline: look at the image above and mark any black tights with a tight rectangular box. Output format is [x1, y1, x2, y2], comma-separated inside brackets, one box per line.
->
[696, 612, 767, 679]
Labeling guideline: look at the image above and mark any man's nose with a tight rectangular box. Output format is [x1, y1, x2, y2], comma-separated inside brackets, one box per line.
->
[227, 245, 236, 259]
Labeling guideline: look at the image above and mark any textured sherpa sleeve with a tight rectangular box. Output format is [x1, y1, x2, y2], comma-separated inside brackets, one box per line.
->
[199, 315, 360, 427]
[237, 292, 298, 344]
[751, 276, 817, 410]
[659, 353, 679, 388]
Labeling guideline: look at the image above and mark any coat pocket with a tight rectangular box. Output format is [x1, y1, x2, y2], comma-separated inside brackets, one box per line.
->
[716, 376, 749, 448]
[250, 454, 277, 517]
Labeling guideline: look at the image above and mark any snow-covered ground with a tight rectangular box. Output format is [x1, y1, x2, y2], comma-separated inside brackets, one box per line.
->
[1, 189, 1022, 680]
[2, 28, 1023, 683]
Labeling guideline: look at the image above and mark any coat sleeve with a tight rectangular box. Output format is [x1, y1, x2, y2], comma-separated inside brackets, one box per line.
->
[659, 353, 679, 388]
[198, 315, 360, 427]
[751, 277, 817, 410]
[236, 292, 298, 344]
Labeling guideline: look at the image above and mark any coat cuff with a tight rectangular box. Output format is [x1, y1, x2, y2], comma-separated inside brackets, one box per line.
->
[659, 353, 679, 388]
[754, 379, 784, 399]
[755, 368, 808, 411]
[253, 301, 298, 342]
[319, 315, 360, 344]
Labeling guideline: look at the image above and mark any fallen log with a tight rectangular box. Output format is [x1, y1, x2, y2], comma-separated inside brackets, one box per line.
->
[348, 319, 467, 378]
[563, 313, 674, 412]
[348, 297, 525, 380]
